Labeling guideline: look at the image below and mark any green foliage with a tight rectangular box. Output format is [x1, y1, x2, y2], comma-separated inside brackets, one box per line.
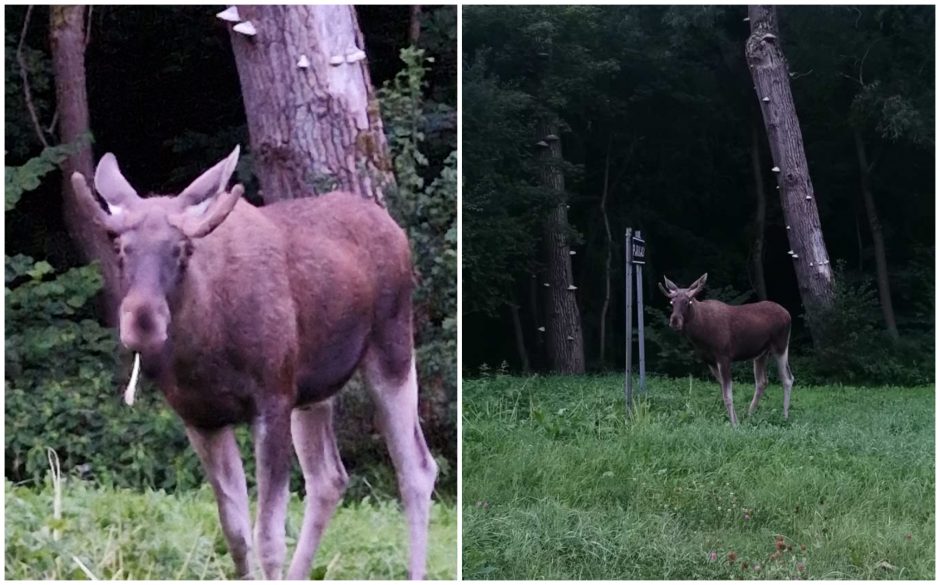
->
[797, 267, 934, 386]
[378, 47, 458, 479]
[461, 53, 549, 317]
[4, 152, 203, 491]
[5, 138, 90, 211]
[463, 374, 934, 579]
[5, 479, 458, 579]
[462, 5, 934, 378]
[5, 27, 55, 161]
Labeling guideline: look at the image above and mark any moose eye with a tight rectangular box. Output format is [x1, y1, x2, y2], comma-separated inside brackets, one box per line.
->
[688, 300, 693, 305]
[669, 300, 673, 305]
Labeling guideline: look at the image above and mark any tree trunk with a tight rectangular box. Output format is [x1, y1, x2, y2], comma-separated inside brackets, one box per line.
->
[598, 137, 613, 365]
[748, 123, 768, 301]
[854, 128, 899, 340]
[508, 302, 530, 373]
[50, 5, 120, 325]
[409, 6, 422, 45]
[537, 118, 585, 374]
[228, 5, 395, 204]
[746, 5, 835, 342]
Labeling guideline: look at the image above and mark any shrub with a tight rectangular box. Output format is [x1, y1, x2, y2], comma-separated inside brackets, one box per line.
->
[796, 271, 933, 386]
[378, 46, 458, 486]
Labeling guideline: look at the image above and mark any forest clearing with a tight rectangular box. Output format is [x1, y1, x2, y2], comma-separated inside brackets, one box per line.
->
[462, 374, 934, 580]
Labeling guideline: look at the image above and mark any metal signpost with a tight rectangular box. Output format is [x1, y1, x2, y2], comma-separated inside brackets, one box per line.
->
[624, 228, 647, 414]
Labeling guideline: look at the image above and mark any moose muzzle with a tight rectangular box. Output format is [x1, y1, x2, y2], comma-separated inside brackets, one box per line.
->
[119, 292, 170, 354]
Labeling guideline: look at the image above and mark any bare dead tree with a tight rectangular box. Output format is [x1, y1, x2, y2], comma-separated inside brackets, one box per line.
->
[746, 5, 835, 344]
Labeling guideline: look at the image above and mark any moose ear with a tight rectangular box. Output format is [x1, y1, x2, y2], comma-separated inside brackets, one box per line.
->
[176, 145, 240, 210]
[663, 275, 680, 293]
[658, 281, 675, 298]
[170, 146, 241, 238]
[94, 153, 141, 216]
[169, 184, 244, 239]
[72, 171, 126, 234]
[688, 273, 708, 297]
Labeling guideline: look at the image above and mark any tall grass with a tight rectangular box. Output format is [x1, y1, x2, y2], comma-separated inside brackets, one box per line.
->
[462, 374, 934, 579]
[5, 479, 457, 579]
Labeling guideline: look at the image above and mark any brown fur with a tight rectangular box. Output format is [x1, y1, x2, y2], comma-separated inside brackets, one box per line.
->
[661, 273, 795, 426]
[682, 300, 791, 363]
[71, 147, 437, 579]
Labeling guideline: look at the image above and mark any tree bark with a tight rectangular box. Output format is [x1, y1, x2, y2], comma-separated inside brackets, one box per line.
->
[598, 137, 613, 365]
[228, 5, 395, 204]
[508, 302, 530, 373]
[748, 123, 768, 301]
[537, 118, 585, 374]
[746, 5, 835, 341]
[409, 6, 422, 45]
[853, 128, 899, 340]
[50, 5, 120, 324]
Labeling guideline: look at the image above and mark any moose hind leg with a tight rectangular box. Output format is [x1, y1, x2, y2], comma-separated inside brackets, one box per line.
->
[776, 347, 794, 419]
[185, 425, 254, 579]
[748, 354, 769, 417]
[716, 360, 738, 427]
[285, 400, 349, 580]
[365, 353, 438, 579]
[252, 404, 293, 579]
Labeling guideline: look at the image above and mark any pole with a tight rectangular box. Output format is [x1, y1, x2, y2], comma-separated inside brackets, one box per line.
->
[625, 227, 634, 414]
[635, 230, 646, 393]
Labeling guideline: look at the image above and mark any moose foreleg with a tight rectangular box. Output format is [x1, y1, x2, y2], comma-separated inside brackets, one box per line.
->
[185, 426, 254, 579]
[252, 404, 293, 579]
[367, 356, 438, 580]
[285, 400, 349, 580]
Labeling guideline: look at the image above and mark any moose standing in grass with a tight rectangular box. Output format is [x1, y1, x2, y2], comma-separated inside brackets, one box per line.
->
[659, 274, 794, 426]
[71, 147, 437, 579]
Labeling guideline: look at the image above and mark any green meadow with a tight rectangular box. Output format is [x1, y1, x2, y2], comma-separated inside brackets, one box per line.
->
[462, 374, 934, 579]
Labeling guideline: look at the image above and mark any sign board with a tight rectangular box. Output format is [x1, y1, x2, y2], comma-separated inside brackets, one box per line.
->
[625, 228, 647, 416]
[631, 234, 646, 264]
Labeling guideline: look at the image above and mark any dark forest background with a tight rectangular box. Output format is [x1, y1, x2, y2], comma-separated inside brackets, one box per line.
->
[463, 5, 934, 384]
[6, 5, 457, 497]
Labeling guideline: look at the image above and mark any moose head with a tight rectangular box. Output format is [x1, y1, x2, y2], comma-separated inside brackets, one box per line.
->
[71, 147, 243, 355]
[658, 273, 708, 332]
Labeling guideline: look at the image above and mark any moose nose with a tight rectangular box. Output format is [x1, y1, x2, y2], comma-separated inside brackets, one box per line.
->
[119, 295, 169, 353]
[669, 316, 683, 331]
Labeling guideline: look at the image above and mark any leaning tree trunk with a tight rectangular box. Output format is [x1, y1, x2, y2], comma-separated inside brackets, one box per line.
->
[746, 5, 835, 343]
[748, 123, 768, 301]
[853, 128, 899, 340]
[50, 5, 120, 324]
[227, 5, 395, 204]
[537, 118, 585, 374]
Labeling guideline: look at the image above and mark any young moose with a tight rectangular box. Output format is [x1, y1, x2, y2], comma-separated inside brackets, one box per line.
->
[659, 274, 794, 426]
[71, 147, 437, 579]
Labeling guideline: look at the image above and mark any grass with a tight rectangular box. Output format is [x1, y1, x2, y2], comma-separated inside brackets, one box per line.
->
[5, 479, 457, 580]
[462, 374, 935, 580]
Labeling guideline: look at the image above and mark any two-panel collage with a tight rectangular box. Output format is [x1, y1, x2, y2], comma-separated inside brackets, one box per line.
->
[2, 2, 935, 581]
